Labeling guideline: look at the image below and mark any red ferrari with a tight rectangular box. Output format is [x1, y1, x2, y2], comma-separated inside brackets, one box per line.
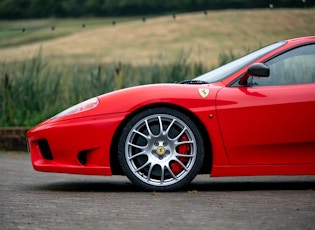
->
[27, 36, 315, 191]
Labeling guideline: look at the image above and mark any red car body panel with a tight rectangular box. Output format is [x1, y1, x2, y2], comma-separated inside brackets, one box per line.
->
[28, 84, 228, 175]
[217, 84, 315, 164]
[27, 36, 315, 179]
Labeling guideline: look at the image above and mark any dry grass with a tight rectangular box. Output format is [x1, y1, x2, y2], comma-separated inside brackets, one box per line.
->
[1, 9, 314, 67]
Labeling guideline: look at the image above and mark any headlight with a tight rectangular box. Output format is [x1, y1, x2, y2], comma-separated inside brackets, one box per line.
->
[53, 97, 99, 118]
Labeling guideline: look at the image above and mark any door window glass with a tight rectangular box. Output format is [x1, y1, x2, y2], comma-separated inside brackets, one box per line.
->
[252, 44, 315, 86]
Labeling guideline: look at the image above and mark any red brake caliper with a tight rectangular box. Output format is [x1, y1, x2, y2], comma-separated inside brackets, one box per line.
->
[171, 134, 190, 175]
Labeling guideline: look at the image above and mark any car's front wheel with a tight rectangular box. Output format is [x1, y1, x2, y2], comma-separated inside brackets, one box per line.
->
[118, 107, 204, 191]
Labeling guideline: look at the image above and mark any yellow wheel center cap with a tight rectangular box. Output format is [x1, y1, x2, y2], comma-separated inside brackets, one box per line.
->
[157, 146, 165, 155]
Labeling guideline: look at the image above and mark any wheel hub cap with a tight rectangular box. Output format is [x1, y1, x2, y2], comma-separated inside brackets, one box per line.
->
[156, 146, 165, 155]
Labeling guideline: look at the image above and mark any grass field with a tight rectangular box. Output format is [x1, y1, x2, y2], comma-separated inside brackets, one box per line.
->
[1, 9, 314, 67]
[0, 9, 314, 127]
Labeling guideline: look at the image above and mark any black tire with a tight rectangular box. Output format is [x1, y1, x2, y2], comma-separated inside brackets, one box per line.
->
[118, 107, 204, 191]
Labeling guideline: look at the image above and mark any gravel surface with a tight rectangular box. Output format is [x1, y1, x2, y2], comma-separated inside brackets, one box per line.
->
[1, 152, 315, 230]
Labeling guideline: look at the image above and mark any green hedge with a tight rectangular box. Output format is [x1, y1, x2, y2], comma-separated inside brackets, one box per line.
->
[0, 0, 313, 19]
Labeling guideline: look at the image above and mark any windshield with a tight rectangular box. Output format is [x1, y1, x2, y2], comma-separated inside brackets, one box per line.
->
[193, 41, 287, 83]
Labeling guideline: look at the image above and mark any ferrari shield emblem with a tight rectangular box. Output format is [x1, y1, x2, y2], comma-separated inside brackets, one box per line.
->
[198, 88, 209, 98]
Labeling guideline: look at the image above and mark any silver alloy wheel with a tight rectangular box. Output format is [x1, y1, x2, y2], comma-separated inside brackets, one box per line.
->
[124, 113, 197, 187]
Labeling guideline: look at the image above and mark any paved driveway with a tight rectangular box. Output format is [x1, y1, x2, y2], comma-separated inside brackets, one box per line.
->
[1, 152, 314, 230]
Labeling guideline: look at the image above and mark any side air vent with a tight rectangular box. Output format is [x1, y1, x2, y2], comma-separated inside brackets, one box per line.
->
[38, 139, 53, 160]
[78, 150, 88, 165]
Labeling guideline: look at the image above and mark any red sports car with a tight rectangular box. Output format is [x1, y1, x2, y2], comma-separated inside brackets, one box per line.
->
[27, 36, 315, 191]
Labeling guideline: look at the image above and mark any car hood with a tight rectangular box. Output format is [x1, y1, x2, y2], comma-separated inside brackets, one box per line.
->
[44, 83, 222, 123]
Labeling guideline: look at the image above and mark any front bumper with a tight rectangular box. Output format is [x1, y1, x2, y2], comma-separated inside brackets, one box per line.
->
[27, 113, 126, 176]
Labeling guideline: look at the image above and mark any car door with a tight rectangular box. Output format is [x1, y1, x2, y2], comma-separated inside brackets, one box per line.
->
[216, 43, 315, 165]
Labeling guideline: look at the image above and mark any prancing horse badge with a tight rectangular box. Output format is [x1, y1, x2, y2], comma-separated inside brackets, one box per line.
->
[198, 88, 209, 98]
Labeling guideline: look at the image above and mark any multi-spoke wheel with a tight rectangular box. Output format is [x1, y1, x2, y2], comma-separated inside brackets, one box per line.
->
[118, 107, 204, 191]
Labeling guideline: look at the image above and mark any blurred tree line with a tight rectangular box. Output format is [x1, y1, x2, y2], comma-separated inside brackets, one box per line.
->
[0, 0, 312, 19]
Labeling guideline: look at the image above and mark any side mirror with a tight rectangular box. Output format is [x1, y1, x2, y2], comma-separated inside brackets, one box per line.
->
[239, 63, 270, 85]
[248, 63, 270, 77]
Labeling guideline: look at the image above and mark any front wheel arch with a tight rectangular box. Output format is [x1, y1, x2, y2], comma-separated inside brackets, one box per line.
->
[110, 104, 212, 190]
